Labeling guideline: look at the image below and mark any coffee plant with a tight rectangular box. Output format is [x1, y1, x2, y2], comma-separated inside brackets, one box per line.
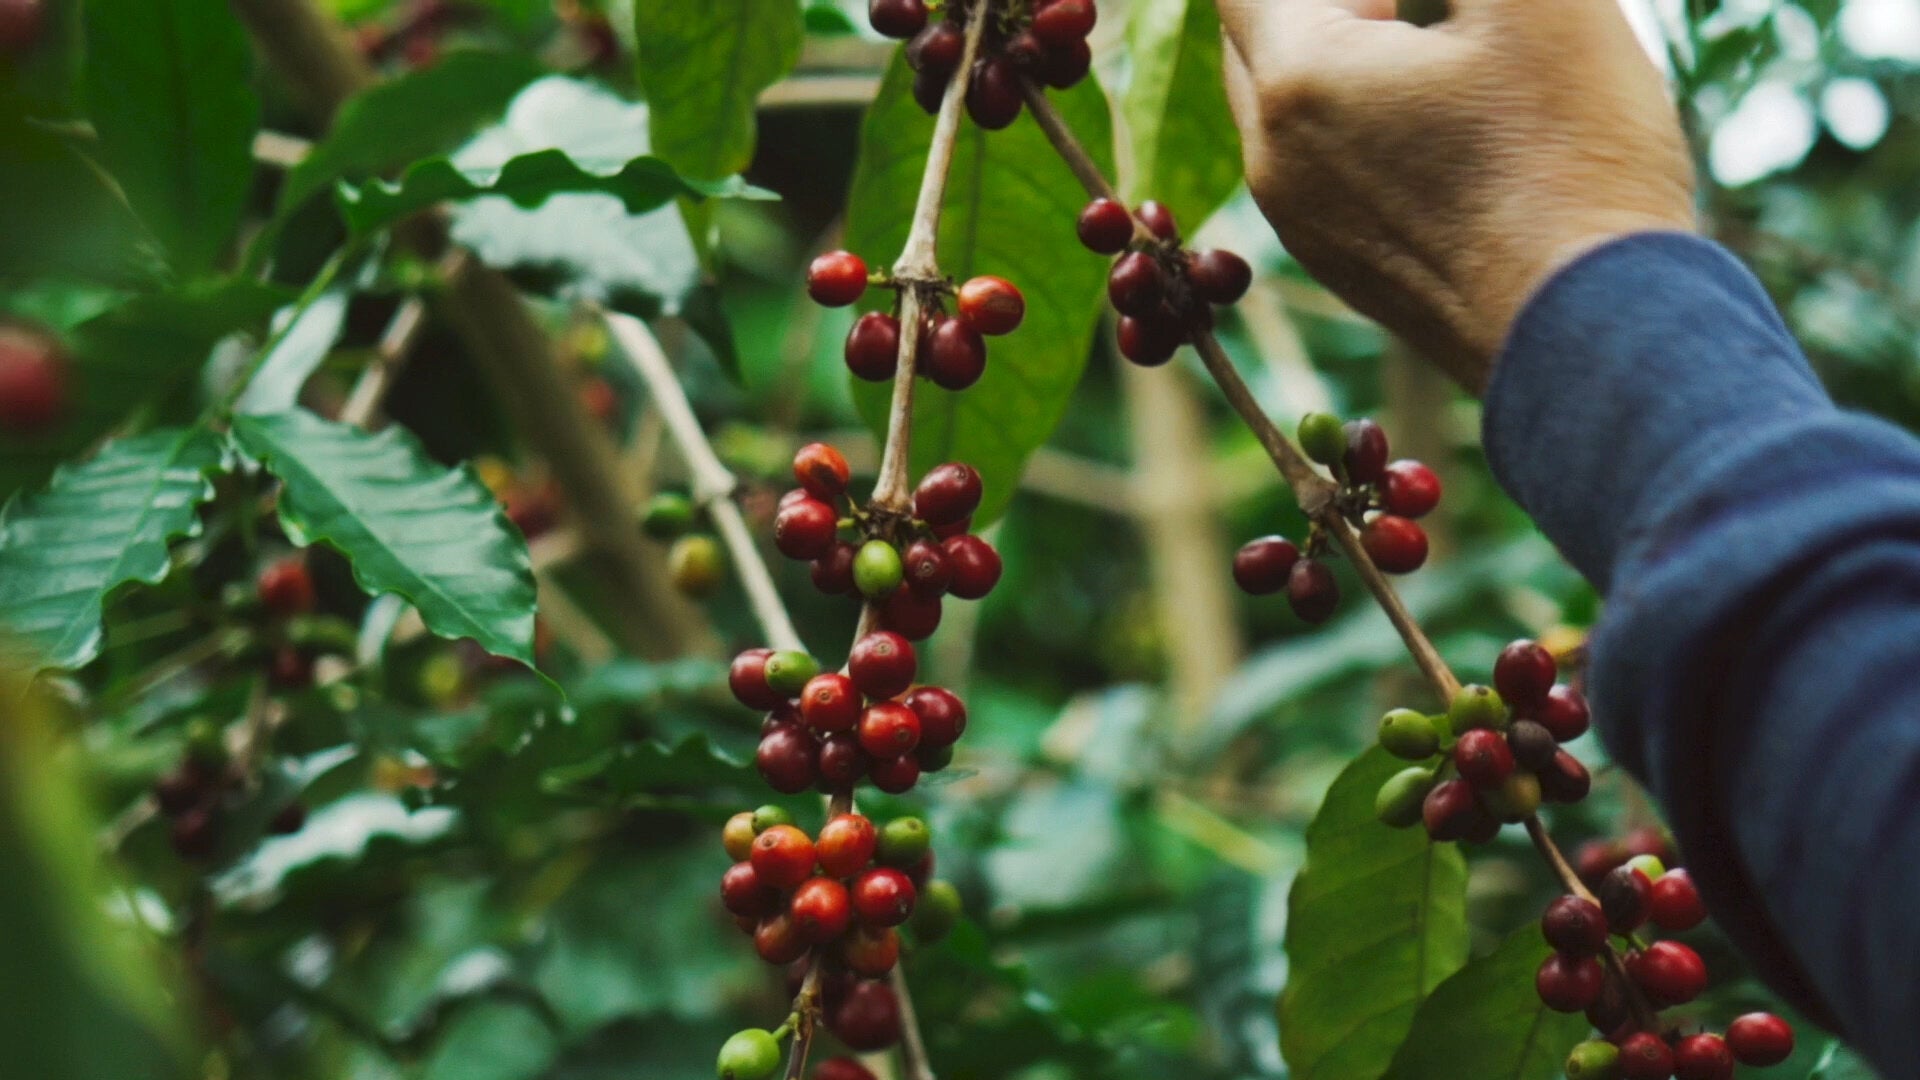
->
[0, 0, 1909, 1077]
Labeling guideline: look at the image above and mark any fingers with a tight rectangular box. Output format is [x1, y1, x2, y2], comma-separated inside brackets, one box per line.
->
[1446, 0, 1619, 31]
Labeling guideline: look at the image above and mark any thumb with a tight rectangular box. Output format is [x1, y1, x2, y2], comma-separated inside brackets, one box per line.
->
[1216, 0, 1392, 68]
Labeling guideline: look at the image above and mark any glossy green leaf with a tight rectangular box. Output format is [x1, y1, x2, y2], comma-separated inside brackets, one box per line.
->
[1279, 747, 1469, 1080]
[845, 60, 1116, 525]
[633, 0, 803, 180]
[542, 732, 751, 800]
[1380, 926, 1591, 1080]
[1122, 0, 1243, 229]
[336, 147, 765, 237]
[82, 0, 259, 273]
[0, 427, 226, 671]
[231, 410, 539, 668]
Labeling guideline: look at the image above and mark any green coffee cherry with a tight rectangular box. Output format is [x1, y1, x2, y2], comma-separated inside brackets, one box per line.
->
[1447, 684, 1508, 733]
[716, 1028, 782, 1080]
[913, 879, 962, 942]
[853, 539, 904, 598]
[750, 804, 794, 833]
[415, 650, 465, 706]
[669, 535, 726, 597]
[877, 816, 932, 866]
[642, 492, 697, 539]
[1296, 412, 1349, 467]
[918, 743, 954, 772]
[1378, 708, 1439, 760]
[1375, 766, 1438, 828]
[1624, 853, 1665, 882]
[1481, 771, 1542, 823]
[184, 717, 227, 766]
[763, 651, 819, 697]
[1564, 1038, 1621, 1080]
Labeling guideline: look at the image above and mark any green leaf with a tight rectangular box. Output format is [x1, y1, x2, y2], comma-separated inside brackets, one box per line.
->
[633, 0, 803, 180]
[82, 0, 259, 274]
[335, 147, 765, 237]
[1380, 925, 1592, 1080]
[541, 733, 751, 799]
[1279, 747, 1469, 1080]
[0, 101, 151, 284]
[845, 60, 1117, 526]
[231, 410, 539, 668]
[0, 427, 226, 671]
[1121, 0, 1243, 230]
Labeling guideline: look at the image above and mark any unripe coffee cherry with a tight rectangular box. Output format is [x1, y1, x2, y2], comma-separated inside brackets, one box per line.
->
[791, 876, 853, 942]
[1380, 459, 1441, 518]
[1377, 708, 1439, 760]
[1564, 1039, 1621, 1080]
[852, 866, 917, 925]
[879, 587, 943, 640]
[841, 925, 902, 976]
[731, 649, 783, 709]
[752, 805, 795, 832]
[913, 879, 962, 942]
[867, 0, 926, 38]
[867, 752, 922, 794]
[956, 275, 1025, 335]
[1342, 418, 1389, 485]
[942, 534, 1002, 599]
[1361, 514, 1429, 574]
[1506, 719, 1558, 771]
[1187, 249, 1253, 305]
[801, 673, 861, 733]
[257, 556, 316, 617]
[966, 56, 1023, 129]
[1233, 536, 1300, 596]
[1725, 1012, 1794, 1066]
[1672, 1033, 1734, 1080]
[1295, 412, 1348, 467]
[1538, 685, 1592, 741]
[813, 543, 858, 595]
[923, 315, 988, 391]
[774, 497, 839, 560]
[1136, 200, 1179, 241]
[859, 701, 922, 759]
[1648, 868, 1706, 931]
[1030, 0, 1096, 45]
[845, 312, 901, 381]
[1629, 939, 1707, 1006]
[1540, 895, 1609, 956]
[828, 978, 902, 1051]
[876, 816, 932, 866]
[1453, 728, 1514, 788]
[751, 824, 817, 889]
[0, 322, 67, 433]
[754, 912, 810, 964]
[1617, 1034, 1675, 1080]
[1482, 770, 1542, 822]
[764, 650, 820, 697]
[1116, 313, 1183, 366]
[808, 251, 869, 307]
[1535, 953, 1603, 1012]
[717, 1027, 782, 1080]
[756, 727, 818, 793]
[794, 442, 852, 500]
[815, 1057, 879, 1080]
[1286, 558, 1340, 624]
[905, 686, 966, 746]
[1598, 865, 1652, 932]
[1493, 639, 1557, 713]
[849, 630, 916, 699]
[1421, 778, 1480, 841]
[854, 540, 905, 598]
[817, 813, 878, 877]
[669, 535, 726, 596]
[1375, 766, 1437, 828]
[907, 21, 963, 74]
[1077, 197, 1134, 254]
[723, 812, 758, 861]
[1624, 853, 1665, 882]
[1107, 252, 1165, 317]
[1447, 684, 1508, 733]
[914, 462, 983, 524]
[817, 734, 867, 789]
[643, 492, 696, 539]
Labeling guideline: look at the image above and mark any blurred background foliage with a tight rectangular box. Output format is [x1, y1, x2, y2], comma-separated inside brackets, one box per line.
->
[1, 0, 1915, 1077]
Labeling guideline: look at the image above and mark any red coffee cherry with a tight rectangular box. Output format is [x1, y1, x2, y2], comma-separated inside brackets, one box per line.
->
[849, 631, 917, 699]
[1030, 0, 1096, 45]
[1453, 728, 1515, 788]
[1342, 419, 1390, 486]
[1629, 940, 1708, 1006]
[1574, 840, 1630, 887]
[867, 753, 922, 794]
[730, 648, 784, 709]
[1725, 1013, 1794, 1066]
[1598, 865, 1652, 932]
[879, 588, 943, 641]
[851, 867, 918, 926]
[1116, 312, 1183, 366]
[1421, 778, 1479, 842]
[1649, 868, 1707, 932]
[828, 979, 902, 1051]
[756, 727, 819, 794]
[1494, 640, 1557, 713]
[867, 0, 926, 38]
[1617, 1033, 1675, 1080]
[846, 312, 901, 382]
[1535, 953, 1604, 1012]
[750, 824, 818, 889]
[0, 0, 47, 54]
[1040, 36, 1092, 88]
[813, 542, 859, 595]
[1136, 200, 1178, 241]
[1537, 684, 1591, 741]
[1233, 536, 1300, 595]
[1539, 749, 1592, 804]
[906, 21, 963, 74]
[1673, 1033, 1734, 1080]
[817, 734, 868, 789]
[801, 673, 862, 733]
[911, 64, 949, 113]
[269, 646, 315, 689]
[808, 251, 869, 307]
[914, 462, 983, 525]
[1380, 459, 1442, 518]
[1361, 514, 1429, 574]
[774, 497, 840, 560]
[841, 925, 902, 976]
[721, 862, 780, 918]
[1286, 558, 1340, 624]
[930, 515, 971, 539]
[923, 314, 987, 391]
[1540, 895, 1609, 956]
[269, 800, 308, 835]
[957, 275, 1025, 335]
[1002, 28, 1048, 71]
[1077, 198, 1134, 255]
[859, 701, 922, 760]
[791, 877, 854, 942]
[966, 56, 1023, 130]
[256, 556, 316, 617]
[817, 814, 878, 878]
[814, 1056, 879, 1080]
[754, 912, 810, 965]
[1506, 719, 1558, 770]
[1107, 252, 1165, 317]
[0, 322, 67, 433]
[1187, 249, 1252, 305]
[794, 442, 852, 500]
[900, 538, 952, 598]
[942, 534, 1002, 600]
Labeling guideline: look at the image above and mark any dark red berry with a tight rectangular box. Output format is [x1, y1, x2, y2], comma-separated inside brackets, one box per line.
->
[1648, 868, 1706, 932]
[1361, 514, 1429, 574]
[1539, 749, 1592, 804]
[867, 753, 921, 794]
[1537, 684, 1591, 741]
[1286, 558, 1340, 624]
[813, 542, 859, 595]
[1583, 976, 1630, 1034]
[1574, 840, 1629, 887]
[152, 766, 205, 816]
[722, 861, 781, 918]
[808, 251, 868, 307]
[756, 727, 819, 794]
[841, 925, 902, 976]
[852, 867, 917, 925]
[827, 979, 902, 1051]
[1673, 1033, 1734, 1080]
[846, 312, 901, 382]
[914, 463, 983, 525]
[1107, 252, 1165, 317]
[930, 515, 971, 540]
[1726, 1013, 1794, 1066]
[1629, 939, 1707, 1006]
[878, 588, 943, 641]
[904, 686, 966, 747]
[923, 314, 987, 391]
[1617, 1033, 1675, 1080]
[1116, 312, 1183, 366]
[859, 701, 922, 760]
[911, 64, 948, 113]
[169, 806, 220, 860]
[269, 801, 308, 835]
[906, 21, 962, 74]
[1598, 865, 1652, 932]
[1187, 249, 1252, 305]
[1494, 640, 1557, 713]
[817, 734, 868, 789]
[269, 647, 314, 689]
[1040, 37, 1092, 88]
[814, 1056, 879, 1080]
[1136, 201, 1178, 242]
[1380, 459, 1441, 518]
[1421, 779, 1478, 842]
[1003, 29, 1047, 71]
[1540, 895, 1609, 956]
[942, 534, 1002, 599]
[966, 56, 1023, 130]
[731, 648, 784, 710]
[900, 539, 952, 598]
[795, 442, 852, 500]
[1453, 728, 1514, 788]
[774, 497, 840, 560]
[801, 673, 861, 733]
[1342, 419, 1389, 485]
[1622, 826, 1675, 864]
[1506, 719, 1558, 771]
[751, 824, 818, 889]
[1232, 537, 1299, 596]
[916, 742, 953, 772]
[0, 322, 67, 433]
[848, 631, 916, 699]
[867, 0, 926, 38]
[956, 275, 1025, 336]
[791, 877, 854, 942]
[1077, 198, 1134, 255]
[0, 0, 46, 54]
[1535, 953, 1603, 1012]
[755, 912, 810, 964]
[1030, 0, 1095, 45]
[817, 813, 878, 878]
[257, 556, 316, 617]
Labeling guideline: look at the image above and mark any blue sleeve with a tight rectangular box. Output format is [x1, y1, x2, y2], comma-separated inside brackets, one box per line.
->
[1483, 233, 1920, 1076]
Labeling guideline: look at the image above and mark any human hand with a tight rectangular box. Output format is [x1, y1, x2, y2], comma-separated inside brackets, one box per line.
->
[1217, 0, 1696, 391]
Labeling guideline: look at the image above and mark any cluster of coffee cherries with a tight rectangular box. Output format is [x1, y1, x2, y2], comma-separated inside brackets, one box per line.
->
[873, 0, 1096, 125]
[0, 318, 67, 435]
[809, 250, 1026, 393]
[1547, 859, 1795, 1079]
[1074, 197, 1251, 366]
[1234, 415, 1444, 624]
[641, 491, 729, 598]
[1373, 640, 1594, 840]
[773, 443, 1003, 641]
[715, 806, 960, 1078]
[152, 720, 306, 862]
